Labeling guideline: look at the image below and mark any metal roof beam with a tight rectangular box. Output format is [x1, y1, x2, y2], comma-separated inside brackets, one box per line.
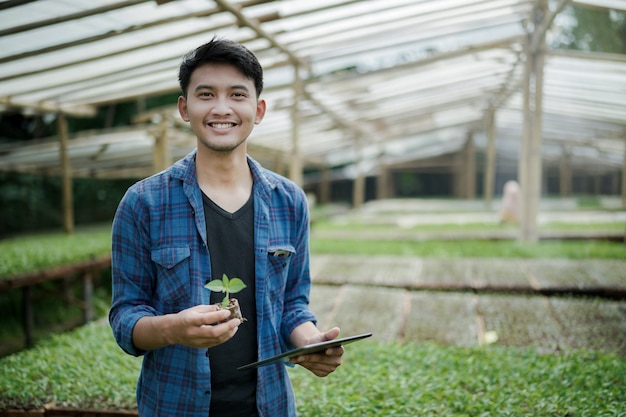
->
[531, 0, 572, 53]
[0, 97, 96, 117]
[549, 48, 626, 63]
[0, 0, 37, 11]
[0, 0, 152, 37]
[0, 0, 272, 65]
[214, 0, 310, 70]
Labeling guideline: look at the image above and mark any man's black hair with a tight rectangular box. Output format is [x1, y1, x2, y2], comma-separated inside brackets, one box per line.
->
[178, 37, 264, 98]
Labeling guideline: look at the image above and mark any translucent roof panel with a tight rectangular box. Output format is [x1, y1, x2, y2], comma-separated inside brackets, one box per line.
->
[0, 0, 624, 179]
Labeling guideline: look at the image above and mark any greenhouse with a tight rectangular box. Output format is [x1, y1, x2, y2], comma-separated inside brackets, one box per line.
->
[0, 0, 625, 242]
[1, 2, 625, 416]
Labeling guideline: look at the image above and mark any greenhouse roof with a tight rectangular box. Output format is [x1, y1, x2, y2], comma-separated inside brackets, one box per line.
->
[0, 0, 624, 179]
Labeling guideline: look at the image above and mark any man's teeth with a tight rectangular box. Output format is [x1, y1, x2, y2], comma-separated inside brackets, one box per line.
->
[211, 123, 234, 128]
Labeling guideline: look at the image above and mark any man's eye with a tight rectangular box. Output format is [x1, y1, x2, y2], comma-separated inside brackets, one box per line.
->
[199, 92, 213, 97]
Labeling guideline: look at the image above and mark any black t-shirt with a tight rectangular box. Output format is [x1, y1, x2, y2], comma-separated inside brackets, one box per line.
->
[203, 192, 258, 417]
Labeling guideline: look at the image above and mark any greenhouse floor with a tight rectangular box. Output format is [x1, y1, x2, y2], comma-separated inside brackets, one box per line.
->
[308, 254, 626, 356]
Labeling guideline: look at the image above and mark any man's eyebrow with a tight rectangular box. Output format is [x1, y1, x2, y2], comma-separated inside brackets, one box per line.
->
[194, 84, 250, 92]
[230, 84, 250, 91]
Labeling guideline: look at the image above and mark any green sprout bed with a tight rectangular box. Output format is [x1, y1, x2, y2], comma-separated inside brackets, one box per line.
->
[1, 320, 624, 416]
[0, 225, 112, 279]
[311, 238, 626, 259]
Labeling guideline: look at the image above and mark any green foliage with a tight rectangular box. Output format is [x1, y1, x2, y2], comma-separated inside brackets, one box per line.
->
[289, 341, 626, 416]
[204, 273, 247, 307]
[0, 171, 134, 237]
[310, 238, 626, 259]
[0, 225, 111, 279]
[554, 5, 626, 53]
[2, 320, 625, 415]
[0, 319, 141, 410]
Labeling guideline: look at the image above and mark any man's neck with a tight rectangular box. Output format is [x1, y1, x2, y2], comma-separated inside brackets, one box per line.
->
[196, 149, 253, 213]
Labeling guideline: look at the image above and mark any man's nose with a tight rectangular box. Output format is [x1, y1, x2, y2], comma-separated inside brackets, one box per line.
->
[211, 96, 231, 115]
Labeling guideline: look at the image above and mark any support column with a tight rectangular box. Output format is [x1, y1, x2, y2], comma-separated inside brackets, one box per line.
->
[289, 64, 303, 187]
[464, 131, 476, 199]
[622, 135, 626, 208]
[352, 136, 365, 209]
[559, 147, 572, 197]
[58, 112, 74, 235]
[519, 0, 546, 243]
[319, 166, 331, 204]
[153, 115, 170, 174]
[83, 271, 94, 324]
[483, 108, 496, 209]
[376, 166, 390, 200]
[22, 286, 34, 348]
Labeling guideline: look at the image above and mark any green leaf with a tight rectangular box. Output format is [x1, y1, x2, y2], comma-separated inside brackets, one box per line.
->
[204, 280, 225, 292]
[227, 278, 247, 294]
[222, 273, 229, 288]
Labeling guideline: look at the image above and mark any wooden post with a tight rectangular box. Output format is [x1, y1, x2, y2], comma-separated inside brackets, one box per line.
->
[519, 0, 546, 243]
[320, 166, 331, 204]
[289, 64, 303, 187]
[82, 271, 94, 324]
[622, 135, 626, 208]
[483, 108, 496, 210]
[22, 286, 34, 348]
[464, 131, 476, 200]
[559, 147, 572, 197]
[153, 115, 170, 174]
[376, 166, 390, 200]
[58, 112, 74, 235]
[352, 136, 365, 209]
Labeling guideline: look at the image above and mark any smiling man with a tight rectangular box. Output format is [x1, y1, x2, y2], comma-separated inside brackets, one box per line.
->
[109, 38, 344, 417]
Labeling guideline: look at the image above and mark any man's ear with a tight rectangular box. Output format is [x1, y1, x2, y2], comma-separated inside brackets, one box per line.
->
[255, 98, 267, 125]
[178, 95, 189, 122]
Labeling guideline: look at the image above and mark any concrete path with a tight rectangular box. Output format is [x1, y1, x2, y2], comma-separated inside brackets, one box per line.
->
[308, 255, 626, 355]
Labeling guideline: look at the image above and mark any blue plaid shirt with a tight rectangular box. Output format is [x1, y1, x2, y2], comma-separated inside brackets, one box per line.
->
[109, 150, 316, 417]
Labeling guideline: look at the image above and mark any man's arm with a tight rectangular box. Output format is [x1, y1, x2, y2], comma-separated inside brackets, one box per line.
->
[132, 304, 241, 351]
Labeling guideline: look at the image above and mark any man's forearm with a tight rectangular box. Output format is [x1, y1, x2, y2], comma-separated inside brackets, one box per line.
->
[132, 315, 177, 351]
[289, 321, 321, 347]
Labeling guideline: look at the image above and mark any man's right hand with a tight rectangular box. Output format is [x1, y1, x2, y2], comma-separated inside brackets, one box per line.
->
[132, 304, 241, 351]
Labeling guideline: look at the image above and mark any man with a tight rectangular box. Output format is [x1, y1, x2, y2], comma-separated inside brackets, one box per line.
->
[109, 38, 343, 417]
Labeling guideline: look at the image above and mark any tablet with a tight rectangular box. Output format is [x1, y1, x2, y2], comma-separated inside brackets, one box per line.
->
[237, 332, 372, 371]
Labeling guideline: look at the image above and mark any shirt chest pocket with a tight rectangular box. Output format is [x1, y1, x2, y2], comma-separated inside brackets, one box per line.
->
[151, 246, 191, 307]
[266, 245, 295, 297]
[268, 245, 295, 269]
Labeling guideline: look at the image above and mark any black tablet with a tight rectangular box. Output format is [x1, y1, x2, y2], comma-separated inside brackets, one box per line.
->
[237, 332, 372, 371]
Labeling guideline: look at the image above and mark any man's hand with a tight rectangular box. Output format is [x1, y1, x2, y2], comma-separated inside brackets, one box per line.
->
[289, 326, 344, 377]
[132, 304, 241, 351]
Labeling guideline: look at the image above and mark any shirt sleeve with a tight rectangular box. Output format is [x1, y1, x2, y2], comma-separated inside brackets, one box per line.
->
[108, 184, 159, 357]
[279, 187, 317, 347]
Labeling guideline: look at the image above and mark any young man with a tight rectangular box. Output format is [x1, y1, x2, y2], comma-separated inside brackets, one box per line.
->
[109, 38, 343, 417]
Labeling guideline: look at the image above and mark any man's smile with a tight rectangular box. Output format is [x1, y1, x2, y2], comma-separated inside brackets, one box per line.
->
[209, 122, 236, 129]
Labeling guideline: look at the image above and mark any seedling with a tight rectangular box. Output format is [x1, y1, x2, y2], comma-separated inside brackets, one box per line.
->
[204, 273, 247, 307]
[204, 273, 247, 321]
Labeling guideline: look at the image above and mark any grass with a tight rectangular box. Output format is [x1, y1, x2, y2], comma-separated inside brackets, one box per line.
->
[1, 319, 624, 415]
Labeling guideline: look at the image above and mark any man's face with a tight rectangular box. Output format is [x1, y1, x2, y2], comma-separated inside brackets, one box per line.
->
[178, 63, 265, 153]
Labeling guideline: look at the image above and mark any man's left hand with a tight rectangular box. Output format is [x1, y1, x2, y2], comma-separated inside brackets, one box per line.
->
[289, 327, 344, 377]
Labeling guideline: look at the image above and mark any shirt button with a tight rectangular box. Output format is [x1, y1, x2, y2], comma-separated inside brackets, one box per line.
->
[204, 390, 211, 396]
